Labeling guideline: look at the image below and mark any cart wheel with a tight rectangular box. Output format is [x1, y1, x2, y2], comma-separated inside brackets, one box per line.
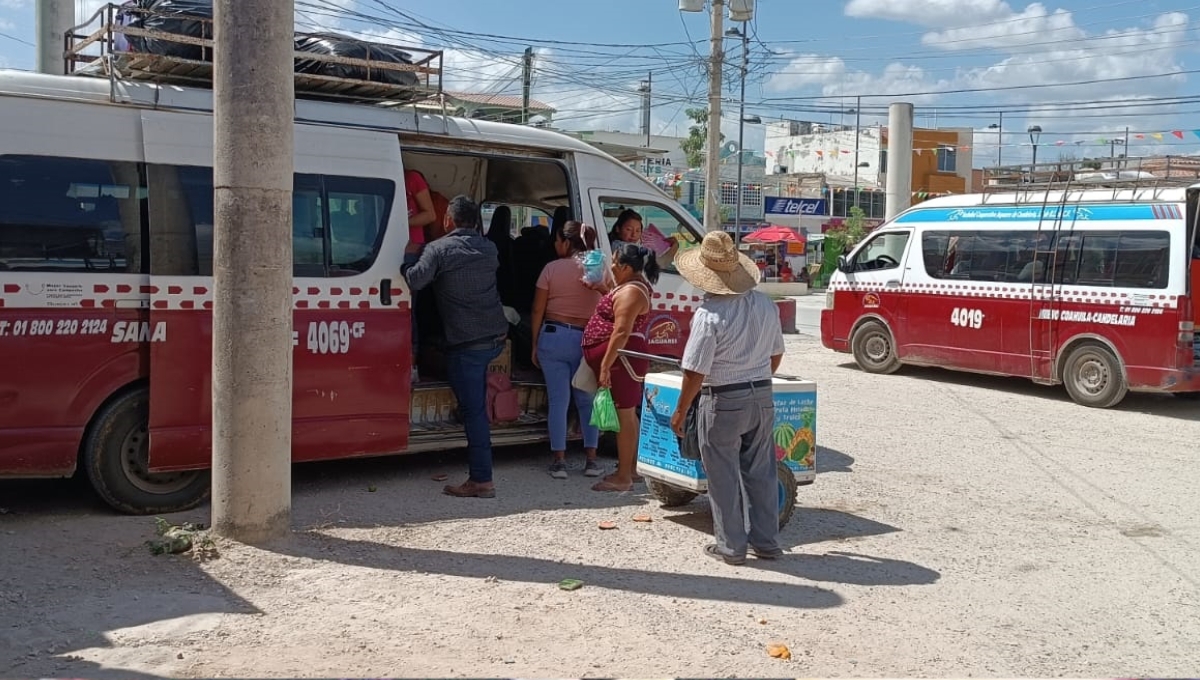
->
[776, 460, 799, 528]
[645, 478, 699, 508]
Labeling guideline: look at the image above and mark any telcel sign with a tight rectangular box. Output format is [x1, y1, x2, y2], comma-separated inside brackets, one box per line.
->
[764, 197, 826, 216]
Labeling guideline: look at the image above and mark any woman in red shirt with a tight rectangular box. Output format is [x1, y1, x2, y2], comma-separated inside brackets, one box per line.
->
[581, 244, 660, 492]
[404, 170, 437, 381]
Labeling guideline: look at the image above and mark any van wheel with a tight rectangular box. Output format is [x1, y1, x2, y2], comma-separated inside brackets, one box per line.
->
[645, 479, 699, 508]
[1061, 344, 1128, 409]
[851, 320, 901, 374]
[84, 388, 211, 515]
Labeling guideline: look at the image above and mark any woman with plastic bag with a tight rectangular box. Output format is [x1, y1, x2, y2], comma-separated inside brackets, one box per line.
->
[531, 221, 604, 480]
[580, 243, 660, 492]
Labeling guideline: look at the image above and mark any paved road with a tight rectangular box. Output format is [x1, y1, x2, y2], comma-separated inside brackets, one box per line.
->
[2, 334, 1198, 677]
[790, 293, 824, 338]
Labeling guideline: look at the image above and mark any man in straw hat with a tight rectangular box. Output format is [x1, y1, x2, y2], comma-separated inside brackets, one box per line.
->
[670, 231, 786, 565]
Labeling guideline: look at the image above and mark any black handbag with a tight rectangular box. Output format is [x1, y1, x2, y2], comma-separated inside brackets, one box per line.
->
[677, 400, 701, 460]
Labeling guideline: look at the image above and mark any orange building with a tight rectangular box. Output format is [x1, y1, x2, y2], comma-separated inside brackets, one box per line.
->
[882, 127, 972, 200]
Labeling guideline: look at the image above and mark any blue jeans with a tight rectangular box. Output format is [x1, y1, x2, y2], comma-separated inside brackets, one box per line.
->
[446, 337, 505, 483]
[535, 322, 598, 451]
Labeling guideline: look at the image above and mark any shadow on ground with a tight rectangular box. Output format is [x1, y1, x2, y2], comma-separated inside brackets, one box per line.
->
[837, 361, 1200, 421]
[268, 530, 846, 610]
[0, 493, 257, 678]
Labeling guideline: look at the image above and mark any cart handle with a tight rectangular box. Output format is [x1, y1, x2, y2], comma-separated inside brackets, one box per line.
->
[616, 349, 681, 383]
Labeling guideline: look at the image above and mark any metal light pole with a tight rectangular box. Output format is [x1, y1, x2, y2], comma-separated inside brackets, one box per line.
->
[988, 111, 1003, 167]
[851, 95, 861, 213]
[1028, 124, 1042, 180]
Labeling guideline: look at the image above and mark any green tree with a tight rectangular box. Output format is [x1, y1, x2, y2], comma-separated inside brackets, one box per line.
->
[816, 206, 868, 287]
[680, 107, 724, 169]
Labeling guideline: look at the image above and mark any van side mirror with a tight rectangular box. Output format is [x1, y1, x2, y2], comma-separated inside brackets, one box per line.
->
[836, 255, 850, 273]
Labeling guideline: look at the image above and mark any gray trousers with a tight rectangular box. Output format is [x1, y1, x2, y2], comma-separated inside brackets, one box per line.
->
[697, 385, 781, 558]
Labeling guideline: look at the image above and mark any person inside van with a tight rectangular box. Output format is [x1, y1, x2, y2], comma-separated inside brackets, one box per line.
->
[404, 169, 438, 381]
[608, 209, 678, 268]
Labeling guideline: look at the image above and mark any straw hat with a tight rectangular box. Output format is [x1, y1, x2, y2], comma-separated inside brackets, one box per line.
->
[675, 231, 761, 295]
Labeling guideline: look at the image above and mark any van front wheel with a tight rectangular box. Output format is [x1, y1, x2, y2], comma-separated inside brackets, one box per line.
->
[851, 320, 901, 374]
[1061, 344, 1127, 408]
[84, 388, 211, 515]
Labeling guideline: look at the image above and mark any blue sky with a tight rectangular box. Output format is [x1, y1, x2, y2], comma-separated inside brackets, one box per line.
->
[1, 1, 1198, 164]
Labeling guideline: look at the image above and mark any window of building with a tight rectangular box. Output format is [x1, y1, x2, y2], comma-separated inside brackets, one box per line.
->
[719, 183, 739, 206]
[937, 147, 958, 173]
[146, 165, 393, 277]
[879, 148, 888, 175]
[0, 155, 145, 273]
[741, 184, 762, 208]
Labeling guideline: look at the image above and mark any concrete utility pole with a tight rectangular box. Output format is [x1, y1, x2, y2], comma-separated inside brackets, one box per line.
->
[885, 102, 914, 222]
[703, 0, 725, 233]
[211, 0, 296, 544]
[36, 0, 73, 75]
[521, 46, 534, 125]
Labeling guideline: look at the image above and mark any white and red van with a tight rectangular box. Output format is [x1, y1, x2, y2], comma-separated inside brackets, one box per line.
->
[821, 187, 1200, 407]
[0, 69, 706, 514]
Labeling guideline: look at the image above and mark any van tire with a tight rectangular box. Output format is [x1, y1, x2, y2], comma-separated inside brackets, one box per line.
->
[851, 320, 901, 374]
[1061, 343, 1128, 409]
[84, 388, 211, 515]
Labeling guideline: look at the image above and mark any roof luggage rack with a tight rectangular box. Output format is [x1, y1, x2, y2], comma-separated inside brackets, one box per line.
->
[980, 156, 1200, 204]
[64, 2, 444, 106]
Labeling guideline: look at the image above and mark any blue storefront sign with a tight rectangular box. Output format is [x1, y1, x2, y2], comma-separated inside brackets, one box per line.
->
[764, 197, 826, 216]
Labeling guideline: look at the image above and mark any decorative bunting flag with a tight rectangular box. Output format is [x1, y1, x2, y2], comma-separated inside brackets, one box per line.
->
[1173, 130, 1185, 139]
[1153, 133, 1164, 141]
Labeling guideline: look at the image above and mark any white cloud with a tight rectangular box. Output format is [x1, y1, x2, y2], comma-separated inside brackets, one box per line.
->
[0, 0, 28, 9]
[846, 0, 1014, 26]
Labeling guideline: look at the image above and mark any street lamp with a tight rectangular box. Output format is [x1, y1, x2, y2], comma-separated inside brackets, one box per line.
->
[848, 96, 861, 214]
[1111, 137, 1125, 161]
[988, 111, 1003, 167]
[1028, 124, 1042, 178]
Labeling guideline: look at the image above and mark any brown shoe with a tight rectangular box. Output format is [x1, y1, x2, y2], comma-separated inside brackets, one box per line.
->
[443, 480, 496, 498]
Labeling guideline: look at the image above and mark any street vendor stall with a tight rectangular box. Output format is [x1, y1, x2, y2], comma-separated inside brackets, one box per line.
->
[743, 225, 808, 294]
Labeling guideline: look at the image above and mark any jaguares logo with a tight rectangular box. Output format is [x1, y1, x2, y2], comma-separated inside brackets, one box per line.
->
[646, 316, 681, 345]
[863, 292, 881, 309]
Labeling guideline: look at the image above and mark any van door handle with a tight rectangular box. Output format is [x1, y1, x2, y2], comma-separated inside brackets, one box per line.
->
[886, 279, 901, 288]
[380, 278, 392, 306]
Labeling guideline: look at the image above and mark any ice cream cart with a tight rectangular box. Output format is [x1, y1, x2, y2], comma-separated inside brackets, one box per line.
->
[617, 351, 817, 528]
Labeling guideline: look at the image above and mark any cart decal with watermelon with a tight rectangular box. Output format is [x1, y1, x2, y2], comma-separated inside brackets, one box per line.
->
[616, 350, 816, 528]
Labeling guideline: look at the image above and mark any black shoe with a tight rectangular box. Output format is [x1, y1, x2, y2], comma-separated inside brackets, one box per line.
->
[703, 544, 746, 565]
[751, 547, 785, 560]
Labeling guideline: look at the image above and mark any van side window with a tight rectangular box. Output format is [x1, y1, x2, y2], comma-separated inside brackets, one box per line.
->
[923, 229, 1170, 289]
[0, 155, 145, 274]
[326, 176, 394, 274]
[852, 231, 909, 272]
[146, 166, 393, 277]
[597, 198, 702, 274]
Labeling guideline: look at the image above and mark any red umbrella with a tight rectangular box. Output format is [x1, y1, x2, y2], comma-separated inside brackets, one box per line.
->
[744, 225, 805, 244]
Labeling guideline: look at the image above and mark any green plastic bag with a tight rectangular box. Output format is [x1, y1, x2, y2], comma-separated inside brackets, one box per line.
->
[590, 387, 621, 432]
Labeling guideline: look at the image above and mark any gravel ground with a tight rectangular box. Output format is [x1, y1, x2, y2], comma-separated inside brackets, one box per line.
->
[2, 334, 1199, 678]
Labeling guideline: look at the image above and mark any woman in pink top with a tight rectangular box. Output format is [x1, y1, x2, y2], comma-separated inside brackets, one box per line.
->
[532, 221, 604, 479]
